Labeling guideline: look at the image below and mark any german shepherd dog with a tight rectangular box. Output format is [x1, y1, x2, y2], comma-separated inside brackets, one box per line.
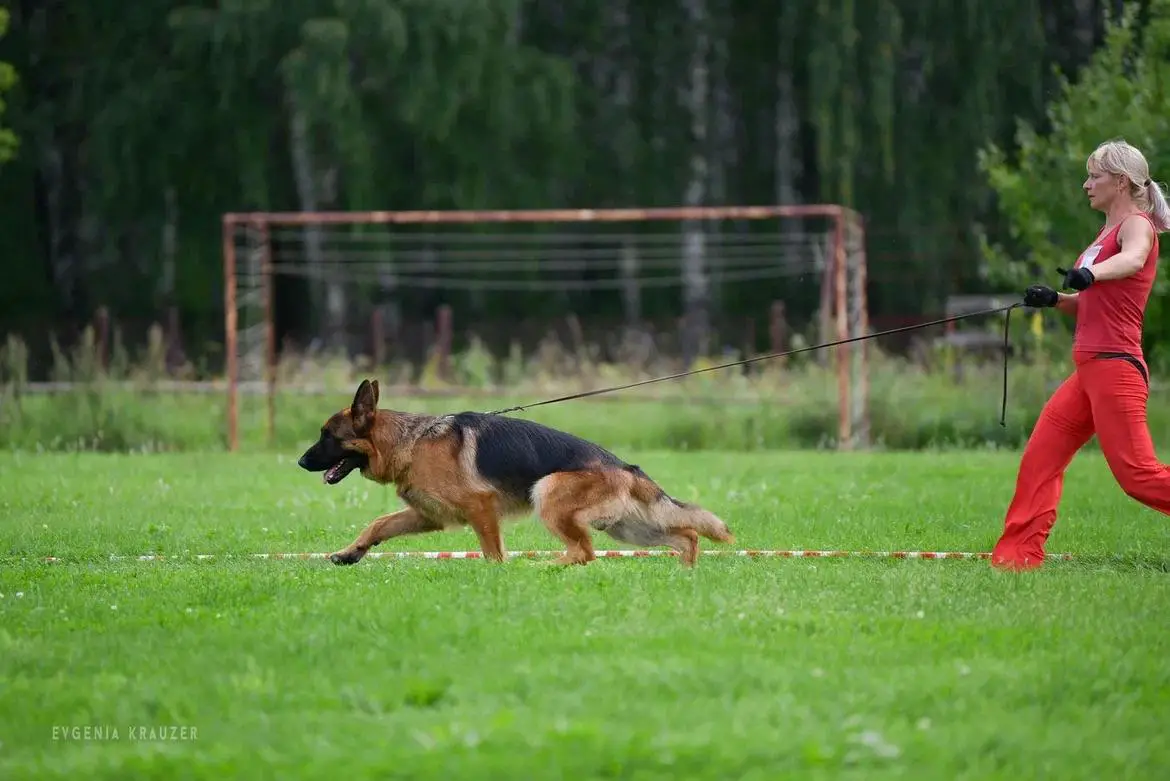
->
[297, 379, 735, 567]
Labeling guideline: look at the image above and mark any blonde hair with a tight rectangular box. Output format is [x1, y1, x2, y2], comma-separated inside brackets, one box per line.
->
[1088, 138, 1170, 232]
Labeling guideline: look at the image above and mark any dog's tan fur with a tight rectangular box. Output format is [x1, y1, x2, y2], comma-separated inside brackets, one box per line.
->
[298, 379, 734, 567]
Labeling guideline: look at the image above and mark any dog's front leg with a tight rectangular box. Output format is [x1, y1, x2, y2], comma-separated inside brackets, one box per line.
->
[330, 507, 442, 565]
[464, 495, 507, 563]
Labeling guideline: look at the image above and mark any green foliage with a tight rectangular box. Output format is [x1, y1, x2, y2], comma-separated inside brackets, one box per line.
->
[978, 0, 1170, 368]
[0, 1, 1088, 352]
[0, 8, 18, 164]
[164, 0, 580, 214]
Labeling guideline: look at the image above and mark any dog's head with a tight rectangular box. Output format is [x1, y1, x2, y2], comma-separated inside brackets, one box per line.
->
[297, 379, 379, 485]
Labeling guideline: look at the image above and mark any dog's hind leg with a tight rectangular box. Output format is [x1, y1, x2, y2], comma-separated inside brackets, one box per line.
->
[330, 508, 442, 565]
[530, 472, 603, 566]
[529, 469, 700, 566]
[602, 521, 701, 567]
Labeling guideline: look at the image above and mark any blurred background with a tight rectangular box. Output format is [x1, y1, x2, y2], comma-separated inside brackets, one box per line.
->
[0, 0, 1167, 455]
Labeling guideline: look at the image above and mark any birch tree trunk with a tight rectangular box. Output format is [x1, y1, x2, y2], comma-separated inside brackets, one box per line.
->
[601, 0, 642, 336]
[159, 186, 177, 305]
[680, 0, 710, 367]
[287, 97, 346, 351]
[707, 2, 733, 315]
[620, 241, 640, 327]
[774, 69, 801, 214]
[41, 142, 74, 314]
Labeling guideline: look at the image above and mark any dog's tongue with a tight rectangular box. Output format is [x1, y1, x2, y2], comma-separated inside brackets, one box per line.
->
[323, 465, 337, 484]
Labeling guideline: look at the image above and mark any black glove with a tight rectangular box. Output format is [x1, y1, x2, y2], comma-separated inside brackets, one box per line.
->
[1057, 266, 1095, 291]
[1023, 284, 1059, 308]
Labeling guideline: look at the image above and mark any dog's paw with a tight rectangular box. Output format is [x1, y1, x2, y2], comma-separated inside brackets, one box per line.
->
[329, 549, 364, 566]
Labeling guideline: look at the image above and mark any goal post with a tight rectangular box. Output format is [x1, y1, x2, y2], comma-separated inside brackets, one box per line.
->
[221, 204, 869, 452]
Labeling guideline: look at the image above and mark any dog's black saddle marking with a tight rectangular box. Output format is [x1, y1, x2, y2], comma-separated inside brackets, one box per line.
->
[450, 412, 630, 498]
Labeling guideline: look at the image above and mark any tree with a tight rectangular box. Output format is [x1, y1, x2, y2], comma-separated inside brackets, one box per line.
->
[0, 8, 17, 164]
[977, 0, 1170, 368]
[0, 1, 1111, 360]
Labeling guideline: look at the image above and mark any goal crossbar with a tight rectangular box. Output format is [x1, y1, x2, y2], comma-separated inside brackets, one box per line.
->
[223, 204, 853, 226]
[221, 204, 869, 452]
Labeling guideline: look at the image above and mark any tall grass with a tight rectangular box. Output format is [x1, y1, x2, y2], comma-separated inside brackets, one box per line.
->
[2, 323, 1166, 454]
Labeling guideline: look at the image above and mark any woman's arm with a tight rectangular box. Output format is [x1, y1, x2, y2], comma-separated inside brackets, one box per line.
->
[1056, 292, 1078, 315]
[1086, 216, 1154, 282]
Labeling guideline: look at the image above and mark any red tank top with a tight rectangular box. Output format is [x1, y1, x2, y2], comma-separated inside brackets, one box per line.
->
[1072, 212, 1160, 357]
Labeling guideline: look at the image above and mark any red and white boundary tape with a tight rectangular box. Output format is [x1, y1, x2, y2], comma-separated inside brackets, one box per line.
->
[33, 549, 1075, 563]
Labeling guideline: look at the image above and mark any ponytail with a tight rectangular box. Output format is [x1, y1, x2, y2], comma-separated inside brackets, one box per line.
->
[1145, 180, 1170, 233]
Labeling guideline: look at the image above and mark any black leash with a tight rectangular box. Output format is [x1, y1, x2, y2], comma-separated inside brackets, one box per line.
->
[487, 303, 1024, 427]
[999, 302, 1022, 426]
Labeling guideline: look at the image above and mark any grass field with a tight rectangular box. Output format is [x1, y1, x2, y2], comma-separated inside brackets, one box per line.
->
[3, 447, 1170, 779]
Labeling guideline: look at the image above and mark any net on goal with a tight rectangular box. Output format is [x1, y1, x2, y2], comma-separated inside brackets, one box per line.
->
[221, 205, 869, 451]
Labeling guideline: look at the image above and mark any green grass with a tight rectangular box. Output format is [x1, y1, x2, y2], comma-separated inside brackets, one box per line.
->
[2, 448, 1169, 779]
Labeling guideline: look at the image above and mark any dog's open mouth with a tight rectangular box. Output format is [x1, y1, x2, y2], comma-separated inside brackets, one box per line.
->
[323, 455, 365, 485]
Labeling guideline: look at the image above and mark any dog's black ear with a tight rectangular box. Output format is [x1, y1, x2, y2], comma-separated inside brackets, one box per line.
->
[351, 379, 379, 435]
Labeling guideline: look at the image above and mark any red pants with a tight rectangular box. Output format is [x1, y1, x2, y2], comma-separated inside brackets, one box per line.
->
[991, 351, 1170, 570]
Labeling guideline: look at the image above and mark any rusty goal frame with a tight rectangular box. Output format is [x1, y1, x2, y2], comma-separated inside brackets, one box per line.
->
[221, 204, 869, 451]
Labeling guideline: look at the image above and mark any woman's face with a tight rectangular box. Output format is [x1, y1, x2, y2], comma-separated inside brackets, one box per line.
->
[1084, 162, 1121, 212]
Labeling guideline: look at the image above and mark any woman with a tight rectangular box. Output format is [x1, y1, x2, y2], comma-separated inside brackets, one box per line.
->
[991, 138, 1170, 570]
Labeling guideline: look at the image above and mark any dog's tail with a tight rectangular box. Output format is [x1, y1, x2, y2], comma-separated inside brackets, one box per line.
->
[627, 466, 735, 544]
[652, 496, 735, 543]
